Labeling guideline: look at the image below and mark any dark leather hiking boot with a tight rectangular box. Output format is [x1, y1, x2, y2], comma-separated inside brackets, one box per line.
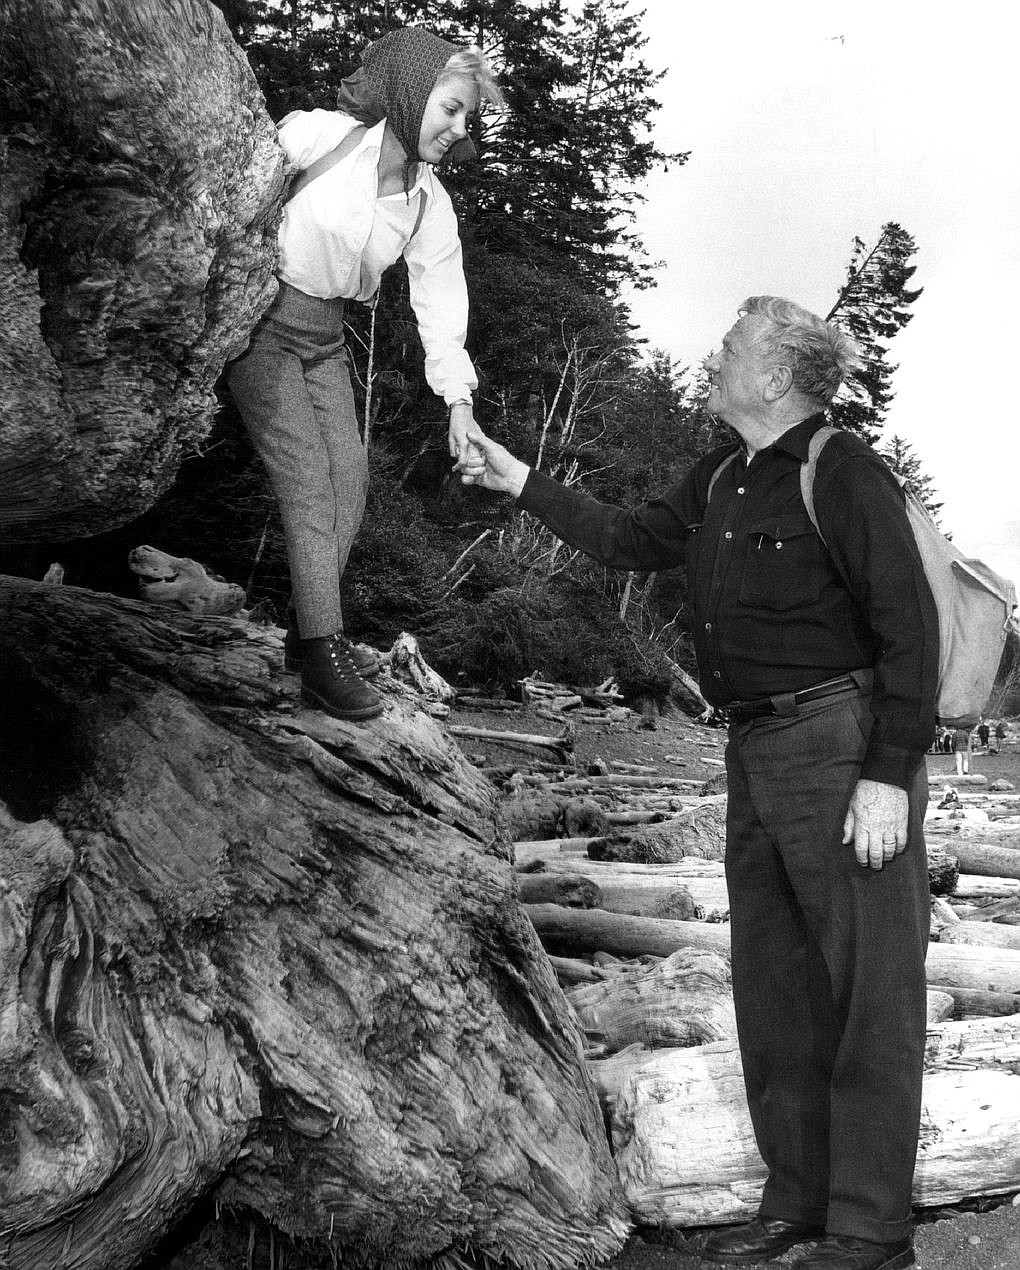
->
[300, 633, 383, 721]
[285, 625, 381, 678]
[702, 1215, 826, 1264]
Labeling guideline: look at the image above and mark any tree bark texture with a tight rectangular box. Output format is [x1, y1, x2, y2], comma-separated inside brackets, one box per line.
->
[567, 949, 737, 1052]
[0, 577, 629, 1270]
[0, 0, 283, 542]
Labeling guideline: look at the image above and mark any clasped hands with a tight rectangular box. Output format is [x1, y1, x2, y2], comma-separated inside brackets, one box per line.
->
[449, 420, 530, 498]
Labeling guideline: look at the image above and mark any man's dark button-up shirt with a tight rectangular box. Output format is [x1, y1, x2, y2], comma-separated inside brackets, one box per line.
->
[517, 414, 938, 789]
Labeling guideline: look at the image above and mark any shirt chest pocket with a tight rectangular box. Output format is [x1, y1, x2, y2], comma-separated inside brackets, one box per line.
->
[738, 513, 826, 610]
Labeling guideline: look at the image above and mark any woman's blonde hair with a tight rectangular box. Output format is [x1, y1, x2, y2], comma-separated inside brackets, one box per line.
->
[438, 47, 507, 110]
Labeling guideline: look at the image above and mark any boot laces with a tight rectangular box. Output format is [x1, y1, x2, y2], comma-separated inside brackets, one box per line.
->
[326, 634, 359, 676]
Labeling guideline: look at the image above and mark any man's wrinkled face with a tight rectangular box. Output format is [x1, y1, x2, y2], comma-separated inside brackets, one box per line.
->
[704, 315, 771, 423]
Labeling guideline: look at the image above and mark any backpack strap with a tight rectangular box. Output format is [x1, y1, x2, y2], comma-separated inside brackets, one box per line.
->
[285, 124, 429, 246]
[799, 424, 841, 547]
[283, 124, 368, 204]
[705, 449, 740, 508]
[409, 187, 428, 241]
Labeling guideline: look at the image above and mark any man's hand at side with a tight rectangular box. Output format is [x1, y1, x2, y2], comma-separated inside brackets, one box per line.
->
[842, 778, 909, 870]
[456, 429, 530, 498]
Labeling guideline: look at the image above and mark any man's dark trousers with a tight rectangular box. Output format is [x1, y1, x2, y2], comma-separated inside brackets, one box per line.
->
[724, 687, 930, 1244]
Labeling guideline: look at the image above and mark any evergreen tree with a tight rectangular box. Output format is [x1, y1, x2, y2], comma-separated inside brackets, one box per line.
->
[215, 1, 685, 293]
[213, 1, 686, 458]
[445, 0, 686, 293]
[826, 222, 922, 442]
[877, 434, 943, 523]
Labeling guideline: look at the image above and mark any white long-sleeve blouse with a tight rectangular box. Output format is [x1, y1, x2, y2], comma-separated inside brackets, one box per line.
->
[277, 110, 477, 406]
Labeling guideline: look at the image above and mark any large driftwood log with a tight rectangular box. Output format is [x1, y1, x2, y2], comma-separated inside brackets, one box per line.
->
[0, 0, 283, 543]
[518, 853, 730, 919]
[664, 655, 713, 718]
[526, 905, 731, 957]
[567, 949, 737, 1051]
[944, 840, 1020, 881]
[517, 873, 604, 908]
[952, 874, 1020, 899]
[588, 799, 727, 862]
[939, 921, 1020, 950]
[513, 837, 607, 863]
[926, 985, 1020, 1017]
[0, 578, 629, 1270]
[526, 904, 1020, 992]
[598, 1015, 1020, 1227]
[449, 724, 574, 761]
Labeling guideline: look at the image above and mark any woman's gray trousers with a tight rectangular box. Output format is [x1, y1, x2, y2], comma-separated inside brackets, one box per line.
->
[228, 281, 368, 638]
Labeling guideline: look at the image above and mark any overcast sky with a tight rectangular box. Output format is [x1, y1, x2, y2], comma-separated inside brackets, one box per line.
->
[623, 0, 1020, 586]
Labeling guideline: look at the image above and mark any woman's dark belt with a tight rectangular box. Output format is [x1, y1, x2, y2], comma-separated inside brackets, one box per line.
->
[725, 669, 873, 723]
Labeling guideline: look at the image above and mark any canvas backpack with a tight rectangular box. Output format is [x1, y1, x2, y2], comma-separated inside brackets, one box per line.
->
[707, 425, 1018, 726]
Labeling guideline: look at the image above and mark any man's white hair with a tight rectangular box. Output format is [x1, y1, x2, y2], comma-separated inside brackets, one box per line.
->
[739, 295, 863, 405]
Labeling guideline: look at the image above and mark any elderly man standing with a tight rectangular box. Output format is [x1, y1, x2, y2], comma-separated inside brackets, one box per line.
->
[461, 296, 937, 1270]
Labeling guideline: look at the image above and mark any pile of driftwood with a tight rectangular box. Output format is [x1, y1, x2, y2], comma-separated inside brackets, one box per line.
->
[496, 757, 1020, 1228]
[450, 672, 725, 782]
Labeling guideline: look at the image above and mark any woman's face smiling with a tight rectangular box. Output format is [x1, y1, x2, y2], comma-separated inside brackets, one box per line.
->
[417, 73, 478, 164]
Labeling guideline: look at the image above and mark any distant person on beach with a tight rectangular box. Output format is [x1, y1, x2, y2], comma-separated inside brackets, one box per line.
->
[952, 724, 973, 775]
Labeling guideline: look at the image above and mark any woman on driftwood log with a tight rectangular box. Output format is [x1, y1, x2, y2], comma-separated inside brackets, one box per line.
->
[229, 27, 505, 720]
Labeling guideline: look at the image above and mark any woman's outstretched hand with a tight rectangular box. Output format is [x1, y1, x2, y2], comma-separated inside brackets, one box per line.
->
[448, 401, 480, 466]
[455, 428, 530, 497]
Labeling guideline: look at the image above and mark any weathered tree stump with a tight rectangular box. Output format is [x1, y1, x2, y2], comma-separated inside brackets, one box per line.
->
[588, 799, 727, 863]
[0, 578, 629, 1269]
[927, 845, 960, 895]
[517, 872, 604, 908]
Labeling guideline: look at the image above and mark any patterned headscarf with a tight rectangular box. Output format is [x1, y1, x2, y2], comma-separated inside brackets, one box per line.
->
[335, 27, 477, 191]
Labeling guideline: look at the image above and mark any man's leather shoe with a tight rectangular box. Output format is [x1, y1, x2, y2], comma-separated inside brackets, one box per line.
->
[791, 1235, 914, 1269]
[701, 1215, 826, 1264]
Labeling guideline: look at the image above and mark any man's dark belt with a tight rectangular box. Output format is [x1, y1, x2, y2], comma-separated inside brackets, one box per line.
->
[725, 669, 873, 723]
